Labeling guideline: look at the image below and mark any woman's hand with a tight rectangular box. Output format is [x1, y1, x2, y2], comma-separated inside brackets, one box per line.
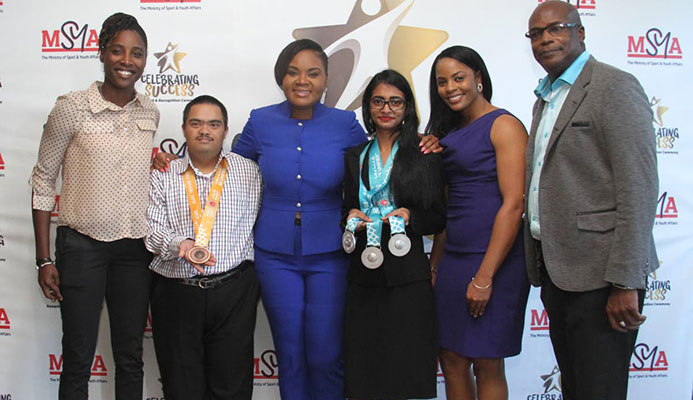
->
[346, 209, 371, 232]
[418, 134, 443, 154]
[382, 207, 410, 226]
[152, 152, 178, 172]
[466, 276, 492, 318]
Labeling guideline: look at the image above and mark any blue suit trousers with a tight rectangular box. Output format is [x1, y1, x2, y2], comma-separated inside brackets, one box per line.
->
[255, 225, 348, 400]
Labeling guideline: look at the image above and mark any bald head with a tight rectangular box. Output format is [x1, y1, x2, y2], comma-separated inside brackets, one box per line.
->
[528, 0, 586, 81]
[530, 1, 581, 27]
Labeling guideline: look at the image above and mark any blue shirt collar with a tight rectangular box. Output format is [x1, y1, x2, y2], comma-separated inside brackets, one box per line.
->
[534, 51, 590, 99]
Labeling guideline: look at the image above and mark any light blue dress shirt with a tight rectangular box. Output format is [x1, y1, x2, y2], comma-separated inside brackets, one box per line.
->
[528, 50, 590, 240]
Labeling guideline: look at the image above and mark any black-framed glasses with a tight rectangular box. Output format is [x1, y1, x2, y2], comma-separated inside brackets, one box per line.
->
[370, 96, 406, 111]
[525, 22, 581, 40]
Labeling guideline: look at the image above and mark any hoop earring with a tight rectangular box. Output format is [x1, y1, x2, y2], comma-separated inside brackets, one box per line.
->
[477, 83, 483, 93]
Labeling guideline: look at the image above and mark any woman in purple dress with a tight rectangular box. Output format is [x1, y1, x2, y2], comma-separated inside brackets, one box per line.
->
[427, 46, 530, 400]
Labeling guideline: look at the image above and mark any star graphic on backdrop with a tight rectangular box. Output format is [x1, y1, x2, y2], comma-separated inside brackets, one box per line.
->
[540, 365, 562, 394]
[649, 96, 668, 127]
[293, 0, 448, 110]
[153, 42, 186, 74]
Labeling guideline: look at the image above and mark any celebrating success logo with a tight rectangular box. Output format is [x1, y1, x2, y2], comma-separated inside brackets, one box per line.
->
[141, 42, 199, 101]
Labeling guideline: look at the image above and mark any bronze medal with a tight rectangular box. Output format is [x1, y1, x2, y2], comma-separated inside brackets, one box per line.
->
[187, 246, 211, 264]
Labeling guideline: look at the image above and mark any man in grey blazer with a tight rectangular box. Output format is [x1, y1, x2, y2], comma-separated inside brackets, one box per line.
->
[524, 2, 658, 399]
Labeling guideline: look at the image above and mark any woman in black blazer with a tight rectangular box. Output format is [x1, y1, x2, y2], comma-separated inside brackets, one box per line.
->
[342, 69, 446, 400]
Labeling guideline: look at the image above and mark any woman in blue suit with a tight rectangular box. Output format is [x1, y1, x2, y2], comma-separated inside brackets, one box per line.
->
[232, 39, 366, 400]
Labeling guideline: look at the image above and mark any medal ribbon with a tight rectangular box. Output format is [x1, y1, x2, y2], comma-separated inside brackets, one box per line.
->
[182, 159, 229, 249]
[358, 138, 404, 247]
[346, 217, 361, 233]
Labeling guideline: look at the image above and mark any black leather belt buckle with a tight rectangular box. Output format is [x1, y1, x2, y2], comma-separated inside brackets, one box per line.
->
[178, 261, 250, 289]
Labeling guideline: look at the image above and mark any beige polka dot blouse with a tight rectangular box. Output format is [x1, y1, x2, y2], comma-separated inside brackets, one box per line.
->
[30, 81, 160, 242]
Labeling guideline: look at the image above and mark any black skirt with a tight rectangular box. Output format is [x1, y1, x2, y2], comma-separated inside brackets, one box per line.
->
[344, 279, 438, 400]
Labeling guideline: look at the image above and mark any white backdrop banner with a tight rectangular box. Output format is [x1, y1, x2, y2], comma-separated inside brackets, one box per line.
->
[0, 0, 691, 399]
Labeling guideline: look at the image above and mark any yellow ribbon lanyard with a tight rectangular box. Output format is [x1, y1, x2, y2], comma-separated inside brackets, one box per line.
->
[182, 159, 229, 249]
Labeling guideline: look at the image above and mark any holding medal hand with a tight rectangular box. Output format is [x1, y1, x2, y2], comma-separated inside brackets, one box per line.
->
[346, 209, 372, 232]
[178, 238, 217, 273]
[381, 207, 410, 226]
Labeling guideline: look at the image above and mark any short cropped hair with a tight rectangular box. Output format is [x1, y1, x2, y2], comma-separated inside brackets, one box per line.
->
[182, 95, 229, 128]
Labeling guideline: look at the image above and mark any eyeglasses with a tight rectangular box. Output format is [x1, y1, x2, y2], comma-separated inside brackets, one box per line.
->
[370, 96, 406, 111]
[525, 22, 581, 40]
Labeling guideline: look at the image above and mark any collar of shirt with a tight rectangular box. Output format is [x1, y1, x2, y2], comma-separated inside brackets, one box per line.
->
[534, 51, 590, 100]
[171, 151, 227, 176]
[277, 100, 329, 120]
[86, 81, 147, 114]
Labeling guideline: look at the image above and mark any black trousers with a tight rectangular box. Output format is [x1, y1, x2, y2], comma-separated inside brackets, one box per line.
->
[55, 226, 153, 400]
[151, 262, 260, 400]
[540, 268, 644, 400]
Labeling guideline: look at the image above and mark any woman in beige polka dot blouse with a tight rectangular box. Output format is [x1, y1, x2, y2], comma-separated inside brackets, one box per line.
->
[30, 13, 159, 400]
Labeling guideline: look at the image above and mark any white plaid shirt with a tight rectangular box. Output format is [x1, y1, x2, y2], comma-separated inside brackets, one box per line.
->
[146, 151, 262, 278]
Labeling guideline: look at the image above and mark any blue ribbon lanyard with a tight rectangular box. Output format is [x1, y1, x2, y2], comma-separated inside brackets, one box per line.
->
[350, 137, 404, 248]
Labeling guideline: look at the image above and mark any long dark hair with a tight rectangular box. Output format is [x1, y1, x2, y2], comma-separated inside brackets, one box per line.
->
[362, 69, 444, 210]
[425, 45, 493, 137]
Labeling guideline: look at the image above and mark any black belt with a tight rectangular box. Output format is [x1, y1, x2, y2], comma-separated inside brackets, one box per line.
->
[177, 260, 251, 289]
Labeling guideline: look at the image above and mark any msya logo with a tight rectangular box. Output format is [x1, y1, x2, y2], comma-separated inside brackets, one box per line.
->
[645, 269, 671, 306]
[650, 97, 680, 154]
[630, 343, 668, 378]
[538, 0, 595, 7]
[141, 42, 199, 102]
[526, 365, 563, 399]
[49, 354, 109, 382]
[0, 307, 10, 335]
[0, 151, 5, 177]
[254, 349, 278, 385]
[41, 21, 99, 60]
[144, 311, 153, 339]
[627, 29, 683, 66]
[655, 192, 678, 225]
[529, 309, 550, 338]
[51, 195, 60, 223]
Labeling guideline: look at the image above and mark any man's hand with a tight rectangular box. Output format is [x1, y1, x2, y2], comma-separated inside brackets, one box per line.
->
[178, 239, 217, 273]
[606, 287, 646, 333]
[38, 264, 63, 302]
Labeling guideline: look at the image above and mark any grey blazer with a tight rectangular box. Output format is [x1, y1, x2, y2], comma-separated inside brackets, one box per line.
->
[523, 56, 659, 291]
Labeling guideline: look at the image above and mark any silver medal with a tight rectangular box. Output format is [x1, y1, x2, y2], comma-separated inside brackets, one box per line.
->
[342, 231, 356, 254]
[361, 246, 384, 269]
[388, 233, 411, 257]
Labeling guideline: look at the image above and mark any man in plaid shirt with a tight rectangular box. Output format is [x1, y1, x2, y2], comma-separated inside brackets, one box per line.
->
[146, 95, 262, 400]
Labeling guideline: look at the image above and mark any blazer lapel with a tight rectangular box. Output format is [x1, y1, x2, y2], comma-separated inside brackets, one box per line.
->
[544, 57, 595, 157]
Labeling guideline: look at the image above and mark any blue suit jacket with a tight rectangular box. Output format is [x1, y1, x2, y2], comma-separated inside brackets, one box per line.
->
[233, 101, 367, 255]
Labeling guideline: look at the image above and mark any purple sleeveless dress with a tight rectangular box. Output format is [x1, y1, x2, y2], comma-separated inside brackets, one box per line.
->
[435, 109, 530, 358]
